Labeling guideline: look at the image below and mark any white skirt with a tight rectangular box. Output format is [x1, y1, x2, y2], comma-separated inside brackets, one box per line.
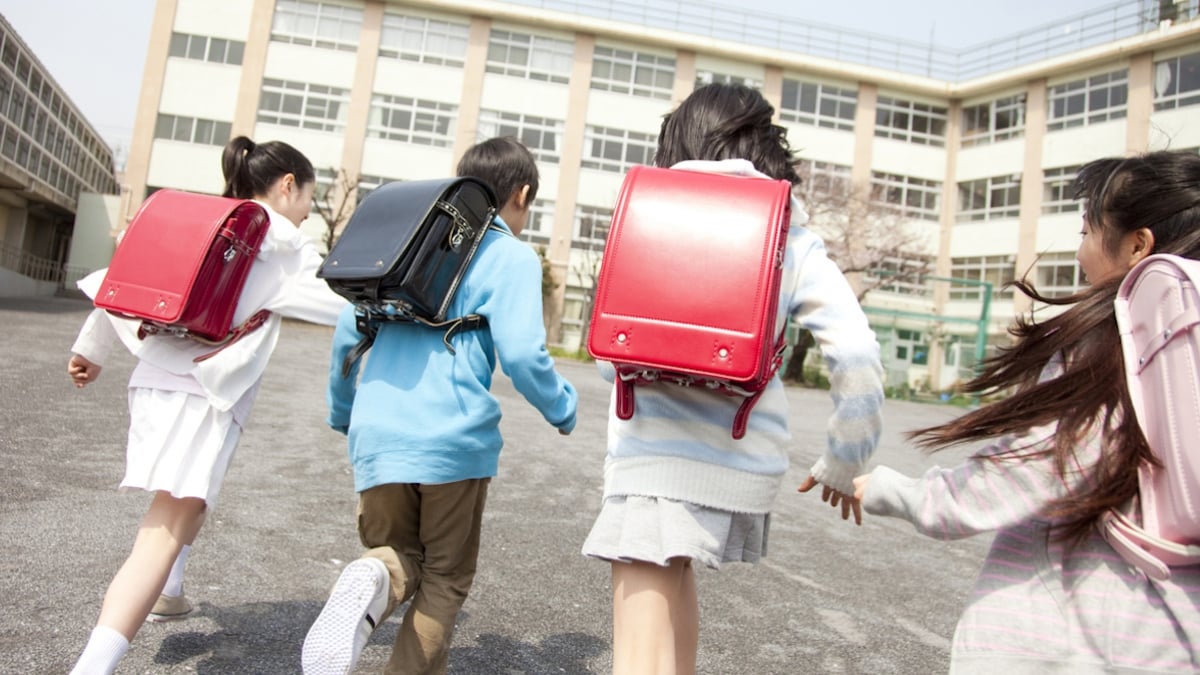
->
[120, 388, 242, 507]
[582, 495, 769, 570]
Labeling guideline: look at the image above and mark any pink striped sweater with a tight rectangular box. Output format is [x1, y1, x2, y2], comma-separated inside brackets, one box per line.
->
[863, 362, 1200, 673]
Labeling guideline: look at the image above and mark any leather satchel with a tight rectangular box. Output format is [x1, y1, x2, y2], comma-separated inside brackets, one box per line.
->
[586, 165, 792, 439]
[318, 177, 498, 375]
[94, 189, 272, 354]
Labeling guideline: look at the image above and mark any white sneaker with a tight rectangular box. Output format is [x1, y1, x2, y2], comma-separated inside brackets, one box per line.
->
[302, 557, 391, 675]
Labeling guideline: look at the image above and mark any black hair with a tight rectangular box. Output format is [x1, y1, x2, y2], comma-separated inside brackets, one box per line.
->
[654, 83, 801, 186]
[914, 149, 1200, 546]
[1075, 150, 1200, 258]
[221, 135, 315, 199]
[456, 136, 539, 205]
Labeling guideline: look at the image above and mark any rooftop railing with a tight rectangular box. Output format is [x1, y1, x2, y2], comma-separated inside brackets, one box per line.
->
[502, 0, 1193, 81]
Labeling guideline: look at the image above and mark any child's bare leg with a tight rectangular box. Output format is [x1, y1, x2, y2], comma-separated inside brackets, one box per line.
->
[611, 558, 698, 675]
[97, 492, 207, 640]
[671, 561, 698, 674]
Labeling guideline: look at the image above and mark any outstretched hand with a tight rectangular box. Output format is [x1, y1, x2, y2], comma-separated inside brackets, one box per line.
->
[798, 475, 862, 525]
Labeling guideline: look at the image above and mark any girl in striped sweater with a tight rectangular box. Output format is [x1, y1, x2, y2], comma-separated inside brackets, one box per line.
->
[582, 83, 885, 674]
[855, 150, 1200, 673]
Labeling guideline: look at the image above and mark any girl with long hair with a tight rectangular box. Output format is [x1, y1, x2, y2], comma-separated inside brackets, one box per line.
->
[854, 149, 1200, 672]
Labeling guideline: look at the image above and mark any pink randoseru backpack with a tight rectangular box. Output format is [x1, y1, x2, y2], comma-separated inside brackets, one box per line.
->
[1102, 254, 1200, 581]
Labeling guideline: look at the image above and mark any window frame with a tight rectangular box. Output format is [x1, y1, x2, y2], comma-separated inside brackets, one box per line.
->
[257, 78, 350, 133]
[875, 96, 948, 147]
[779, 78, 857, 131]
[1047, 69, 1128, 131]
[477, 109, 563, 163]
[956, 174, 1022, 222]
[378, 13, 469, 66]
[580, 125, 656, 174]
[270, 0, 363, 52]
[589, 46, 675, 99]
[870, 171, 942, 221]
[485, 29, 573, 84]
[366, 94, 457, 147]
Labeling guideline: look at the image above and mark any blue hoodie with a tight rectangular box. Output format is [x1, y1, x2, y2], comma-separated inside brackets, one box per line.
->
[327, 216, 578, 491]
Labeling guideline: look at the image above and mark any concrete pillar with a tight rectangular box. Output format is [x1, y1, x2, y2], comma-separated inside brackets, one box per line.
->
[121, 0, 178, 225]
[230, 0, 277, 137]
[1014, 78, 1048, 317]
[451, 16, 492, 167]
[1126, 52, 1154, 154]
[545, 33, 596, 346]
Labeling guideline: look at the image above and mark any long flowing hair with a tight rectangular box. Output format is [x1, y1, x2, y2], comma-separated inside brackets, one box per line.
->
[912, 150, 1200, 544]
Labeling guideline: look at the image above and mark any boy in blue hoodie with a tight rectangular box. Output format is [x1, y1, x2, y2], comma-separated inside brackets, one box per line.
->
[303, 137, 578, 675]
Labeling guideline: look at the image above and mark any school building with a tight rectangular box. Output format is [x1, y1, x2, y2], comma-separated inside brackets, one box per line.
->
[0, 13, 121, 297]
[99, 0, 1200, 390]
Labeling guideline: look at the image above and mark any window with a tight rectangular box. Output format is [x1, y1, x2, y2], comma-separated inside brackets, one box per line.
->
[960, 94, 1024, 147]
[1042, 165, 1082, 214]
[378, 13, 469, 66]
[520, 199, 555, 246]
[367, 94, 456, 146]
[1047, 69, 1128, 131]
[168, 32, 245, 65]
[355, 174, 398, 206]
[477, 110, 563, 163]
[956, 174, 1021, 222]
[258, 78, 349, 132]
[870, 171, 941, 220]
[866, 253, 933, 297]
[573, 204, 612, 251]
[1034, 251, 1085, 298]
[1154, 50, 1200, 111]
[590, 46, 674, 99]
[485, 30, 573, 84]
[271, 0, 362, 52]
[153, 114, 231, 146]
[779, 79, 857, 132]
[581, 126, 655, 173]
[796, 159, 851, 199]
[875, 96, 947, 146]
[694, 70, 761, 90]
[950, 255, 1015, 300]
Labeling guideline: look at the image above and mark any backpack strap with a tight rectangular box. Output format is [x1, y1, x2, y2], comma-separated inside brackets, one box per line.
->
[340, 307, 490, 378]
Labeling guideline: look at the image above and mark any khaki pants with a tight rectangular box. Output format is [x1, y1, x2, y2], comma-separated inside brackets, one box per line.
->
[357, 479, 490, 675]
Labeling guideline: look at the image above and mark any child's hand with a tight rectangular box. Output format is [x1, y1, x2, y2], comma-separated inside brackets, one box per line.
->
[852, 474, 871, 502]
[68, 354, 102, 388]
[798, 476, 862, 525]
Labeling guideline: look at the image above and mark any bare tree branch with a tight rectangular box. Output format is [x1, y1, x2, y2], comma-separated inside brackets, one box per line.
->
[311, 167, 361, 252]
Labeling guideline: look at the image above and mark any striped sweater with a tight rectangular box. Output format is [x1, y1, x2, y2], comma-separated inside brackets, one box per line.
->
[599, 159, 885, 512]
[863, 358, 1200, 673]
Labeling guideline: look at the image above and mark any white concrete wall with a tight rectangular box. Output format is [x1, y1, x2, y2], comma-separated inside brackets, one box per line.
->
[174, 0, 255, 40]
[67, 193, 120, 273]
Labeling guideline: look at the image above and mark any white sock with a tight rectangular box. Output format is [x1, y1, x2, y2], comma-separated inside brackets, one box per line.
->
[162, 545, 190, 597]
[70, 625, 129, 675]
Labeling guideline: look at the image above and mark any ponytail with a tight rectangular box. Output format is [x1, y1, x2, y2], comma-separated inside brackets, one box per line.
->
[220, 135, 315, 199]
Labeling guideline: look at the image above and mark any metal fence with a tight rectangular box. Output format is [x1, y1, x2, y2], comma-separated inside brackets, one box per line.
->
[504, 0, 1193, 80]
[0, 242, 90, 289]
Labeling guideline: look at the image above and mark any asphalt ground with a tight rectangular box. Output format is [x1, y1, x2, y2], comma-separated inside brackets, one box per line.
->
[0, 296, 989, 674]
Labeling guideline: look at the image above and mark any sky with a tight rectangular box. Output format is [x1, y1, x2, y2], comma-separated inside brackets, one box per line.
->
[0, 0, 1105, 165]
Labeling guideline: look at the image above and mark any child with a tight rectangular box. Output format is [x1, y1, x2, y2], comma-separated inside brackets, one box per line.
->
[580, 83, 885, 673]
[302, 136, 578, 675]
[854, 150, 1200, 672]
[67, 136, 347, 674]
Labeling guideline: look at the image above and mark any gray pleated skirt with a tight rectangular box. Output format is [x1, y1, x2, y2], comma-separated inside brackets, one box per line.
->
[582, 495, 769, 570]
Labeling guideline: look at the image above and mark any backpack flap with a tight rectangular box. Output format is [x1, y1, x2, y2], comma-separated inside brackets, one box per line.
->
[394, 178, 496, 320]
[1106, 254, 1200, 578]
[96, 190, 268, 340]
[319, 178, 497, 321]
